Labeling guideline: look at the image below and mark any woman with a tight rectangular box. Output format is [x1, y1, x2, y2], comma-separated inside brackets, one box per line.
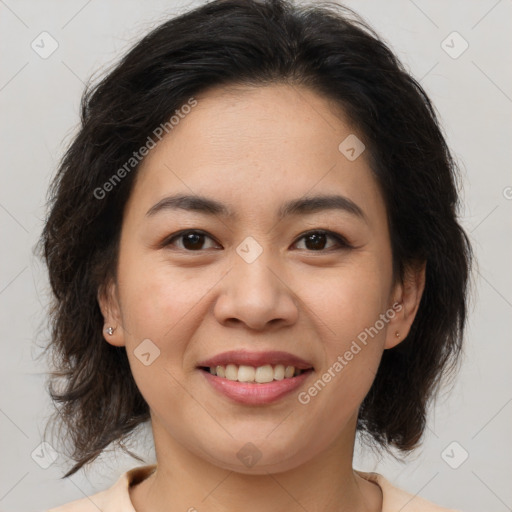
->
[41, 0, 472, 510]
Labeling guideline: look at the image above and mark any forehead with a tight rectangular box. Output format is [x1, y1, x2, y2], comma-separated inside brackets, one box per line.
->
[129, 83, 386, 227]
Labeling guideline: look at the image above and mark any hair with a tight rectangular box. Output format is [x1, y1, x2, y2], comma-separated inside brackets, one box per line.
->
[38, 0, 473, 478]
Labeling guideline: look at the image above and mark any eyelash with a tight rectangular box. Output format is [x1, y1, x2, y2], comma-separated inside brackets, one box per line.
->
[161, 229, 354, 253]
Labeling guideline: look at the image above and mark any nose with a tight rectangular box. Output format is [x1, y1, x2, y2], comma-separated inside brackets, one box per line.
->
[213, 247, 299, 331]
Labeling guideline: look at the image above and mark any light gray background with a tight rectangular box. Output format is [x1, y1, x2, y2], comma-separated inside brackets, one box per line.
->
[1, 1, 511, 511]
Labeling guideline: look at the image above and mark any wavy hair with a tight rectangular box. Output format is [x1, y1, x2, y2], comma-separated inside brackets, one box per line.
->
[38, 0, 473, 477]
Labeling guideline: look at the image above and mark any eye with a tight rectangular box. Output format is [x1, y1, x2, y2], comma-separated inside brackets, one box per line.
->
[163, 230, 220, 251]
[161, 229, 353, 252]
[293, 230, 353, 251]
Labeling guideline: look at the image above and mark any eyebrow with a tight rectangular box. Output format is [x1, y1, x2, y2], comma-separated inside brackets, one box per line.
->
[146, 193, 367, 223]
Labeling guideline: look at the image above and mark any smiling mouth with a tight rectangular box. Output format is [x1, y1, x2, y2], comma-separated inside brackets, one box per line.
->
[198, 364, 314, 384]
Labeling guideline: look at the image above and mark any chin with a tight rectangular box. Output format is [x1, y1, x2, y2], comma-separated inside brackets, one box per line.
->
[195, 437, 310, 475]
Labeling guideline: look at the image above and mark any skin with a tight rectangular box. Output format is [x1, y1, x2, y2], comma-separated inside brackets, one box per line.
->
[99, 83, 425, 512]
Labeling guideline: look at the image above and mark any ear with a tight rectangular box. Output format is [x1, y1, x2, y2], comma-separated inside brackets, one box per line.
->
[97, 278, 126, 347]
[384, 261, 426, 349]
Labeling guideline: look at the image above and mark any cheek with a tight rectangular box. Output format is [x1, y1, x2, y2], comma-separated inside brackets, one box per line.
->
[304, 254, 392, 399]
[115, 252, 219, 396]
[117, 250, 202, 339]
[311, 259, 392, 341]
[116, 256, 201, 419]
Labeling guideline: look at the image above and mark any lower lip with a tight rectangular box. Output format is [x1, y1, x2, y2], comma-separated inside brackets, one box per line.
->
[200, 369, 313, 405]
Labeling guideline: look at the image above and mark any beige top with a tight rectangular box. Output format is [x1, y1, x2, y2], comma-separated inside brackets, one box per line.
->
[47, 464, 461, 512]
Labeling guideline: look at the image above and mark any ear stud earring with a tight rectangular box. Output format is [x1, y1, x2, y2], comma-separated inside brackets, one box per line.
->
[105, 326, 116, 336]
[395, 331, 400, 338]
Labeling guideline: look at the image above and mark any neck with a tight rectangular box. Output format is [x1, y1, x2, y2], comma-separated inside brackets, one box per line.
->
[130, 414, 382, 512]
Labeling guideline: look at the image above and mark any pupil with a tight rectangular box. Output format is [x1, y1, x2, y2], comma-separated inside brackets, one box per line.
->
[183, 232, 203, 250]
[306, 233, 326, 250]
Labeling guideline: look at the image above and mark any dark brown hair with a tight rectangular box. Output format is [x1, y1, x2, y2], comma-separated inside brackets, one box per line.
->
[38, 0, 473, 477]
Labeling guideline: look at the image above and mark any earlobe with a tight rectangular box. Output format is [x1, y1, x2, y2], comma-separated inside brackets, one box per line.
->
[384, 261, 426, 349]
[97, 279, 126, 347]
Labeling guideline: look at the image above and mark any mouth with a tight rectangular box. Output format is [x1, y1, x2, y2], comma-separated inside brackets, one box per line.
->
[198, 363, 312, 383]
[196, 349, 314, 382]
[196, 350, 315, 404]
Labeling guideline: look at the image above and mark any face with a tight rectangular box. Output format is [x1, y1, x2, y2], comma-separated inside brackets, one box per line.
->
[99, 84, 424, 474]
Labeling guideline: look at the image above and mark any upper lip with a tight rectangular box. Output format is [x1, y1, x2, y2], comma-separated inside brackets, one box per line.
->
[197, 350, 314, 370]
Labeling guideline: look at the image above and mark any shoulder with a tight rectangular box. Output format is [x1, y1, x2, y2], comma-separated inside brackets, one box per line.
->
[46, 465, 157, 512]
[356, 470, 463, 512]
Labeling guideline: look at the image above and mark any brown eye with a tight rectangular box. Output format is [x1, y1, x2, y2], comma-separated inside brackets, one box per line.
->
[164, 230, 220, 251]
[162, 229, 351, 252]
[294, 230, 352, 251]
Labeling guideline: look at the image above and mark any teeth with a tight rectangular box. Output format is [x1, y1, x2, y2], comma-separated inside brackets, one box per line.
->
[255, 365, 274, 383]
[207, 363, 308, 383]
[284, 365, 295, 378]
[274, 364, 285, 380]
[238, 365, 255, 382]
[225, 364, 238, 381]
